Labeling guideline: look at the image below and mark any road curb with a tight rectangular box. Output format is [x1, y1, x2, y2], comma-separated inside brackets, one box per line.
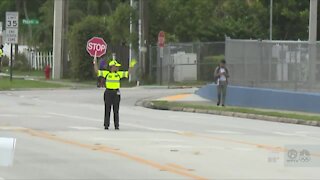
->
[142, 101, 320, 127]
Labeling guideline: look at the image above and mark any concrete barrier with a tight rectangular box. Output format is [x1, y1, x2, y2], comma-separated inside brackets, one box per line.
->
[196, 84, 320, 113]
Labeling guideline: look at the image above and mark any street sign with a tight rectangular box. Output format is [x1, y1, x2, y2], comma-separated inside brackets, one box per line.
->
[86, 37, 107, 57]
[22, 19, 39, 25]
[5, 12, 19, 44]
[158, 31, 165, 48]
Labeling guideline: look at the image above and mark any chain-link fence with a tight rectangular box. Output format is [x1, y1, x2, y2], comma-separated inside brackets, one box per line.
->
[225, 38, 320, 92]
[148, 42, 225, 87]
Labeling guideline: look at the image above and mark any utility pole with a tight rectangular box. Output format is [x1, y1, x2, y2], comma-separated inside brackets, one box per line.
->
[129, 0, 135, 82]
[62, 0, 69, 78]
[269, 0, 273, 40]
[138, 0, 148, 81]
[53, 0, 64, 79]
[308, 0, 318, 89]
[138, 0, 143, 77]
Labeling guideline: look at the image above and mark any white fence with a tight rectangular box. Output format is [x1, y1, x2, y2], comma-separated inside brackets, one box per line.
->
[25, 51, 53, 70]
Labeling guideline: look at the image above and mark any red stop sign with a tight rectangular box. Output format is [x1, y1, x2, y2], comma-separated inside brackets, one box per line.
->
[158, 31, 165, 48]
[86, 37, 108, 57]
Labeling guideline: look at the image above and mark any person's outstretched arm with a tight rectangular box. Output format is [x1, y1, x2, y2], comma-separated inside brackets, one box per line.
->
[93, 53, 98, 74]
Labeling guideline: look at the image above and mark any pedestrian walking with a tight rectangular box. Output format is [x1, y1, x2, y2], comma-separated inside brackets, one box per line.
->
[0, 45, 4, 72]
[214, 60, 230, 106]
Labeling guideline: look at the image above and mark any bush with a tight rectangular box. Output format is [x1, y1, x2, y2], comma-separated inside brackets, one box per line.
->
[1, 56, 10, 67]
[13, 53, 30, 71]
[200, 55, 224, 81]
[69, 16, 111, 80]
[2, 53, 30, 71]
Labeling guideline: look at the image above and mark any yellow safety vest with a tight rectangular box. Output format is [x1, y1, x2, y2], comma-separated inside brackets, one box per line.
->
[98, 70, 128, 89]
[0, 49, 3, 57]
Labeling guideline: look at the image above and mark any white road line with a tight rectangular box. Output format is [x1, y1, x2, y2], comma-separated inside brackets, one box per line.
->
[232, 147, 254, 152]
[48, 112, 182, 134]
[273, 132, 298, 136]
[48, 112, 101, 122]
[0, 126, 26, 130]
[0, 114, 19, 117]
[0, 114, 52, 118]
[69, 126, 101, 130]
[206, 130, 243, 135]
[93, 138, 185, 142]
[122, 123, 182, 133]
[295, 131, 320, 135]
[148, 145, 193, 148]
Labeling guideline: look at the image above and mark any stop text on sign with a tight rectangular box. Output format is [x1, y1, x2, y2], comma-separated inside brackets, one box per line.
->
[87, 42, 106, 52]
[86, 37, 108, 57]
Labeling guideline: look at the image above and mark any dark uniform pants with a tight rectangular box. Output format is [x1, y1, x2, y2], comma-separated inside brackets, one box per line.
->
[104, 89, 121, 128]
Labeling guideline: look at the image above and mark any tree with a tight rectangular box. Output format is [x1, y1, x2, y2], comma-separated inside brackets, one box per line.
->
[106, 3, 137, 46]
[69, 16, 110, 80]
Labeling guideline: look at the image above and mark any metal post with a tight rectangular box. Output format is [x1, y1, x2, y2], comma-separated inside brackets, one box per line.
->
[308, 0, 318, 89]
[269, 0, 273, 40]
[10, 44, 13, 81]
[138, 0, 142, 76]
[148, 44, 152, 81]
[159, 47, 162, 85]
[129, 0, 133, 82]
[52, 0, 64, 79]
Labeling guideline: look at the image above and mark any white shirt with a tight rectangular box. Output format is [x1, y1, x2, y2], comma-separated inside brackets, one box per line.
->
[219, 68, 227, 82]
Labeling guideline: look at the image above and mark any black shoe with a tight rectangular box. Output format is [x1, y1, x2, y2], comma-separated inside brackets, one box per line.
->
[222, 104, 225, 107]
[115, 127, 119, 130]
[217, 102, 220, 106]
[105, 127, 108, 130]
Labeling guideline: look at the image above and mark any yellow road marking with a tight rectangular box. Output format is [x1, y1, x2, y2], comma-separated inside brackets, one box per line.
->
[162, 94, 191, 101]
[178, 132, 320, 157]
[16, 128, 208, 180]
[166, 163, 194, 172]
[4, 126, 320, 157]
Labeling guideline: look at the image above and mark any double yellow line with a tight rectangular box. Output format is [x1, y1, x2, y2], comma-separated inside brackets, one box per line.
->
[17, 128, 208, 180]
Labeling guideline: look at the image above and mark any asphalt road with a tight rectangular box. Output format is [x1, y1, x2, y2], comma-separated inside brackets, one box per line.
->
[0, 87, 320, 180]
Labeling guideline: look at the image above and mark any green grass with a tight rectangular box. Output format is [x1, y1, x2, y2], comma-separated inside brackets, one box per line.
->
[2, 68, 45, 77]
[151, 100, 320, 122]
[0, 77, 67, 90]
[57, 79, 137, 87]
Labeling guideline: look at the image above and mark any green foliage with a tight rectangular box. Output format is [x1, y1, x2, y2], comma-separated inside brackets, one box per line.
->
[272, 0, 309, 40]
[2, 53, 33, 72]
[33, 0, 54, 50]
[1, 56, 10, 67]
[106, 3, 136, 45]
[13, 53, 29, 71]
[148, 0, 310, 43]
[200, 55, 224, 81]
[69, 16, 110, 80]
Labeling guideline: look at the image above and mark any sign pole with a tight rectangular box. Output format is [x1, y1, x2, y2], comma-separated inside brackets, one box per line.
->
[10, 44, 13, 82]
[5, 11, 19, 82]
[158, 31, 165, 86]
[159, 48, 163, 85]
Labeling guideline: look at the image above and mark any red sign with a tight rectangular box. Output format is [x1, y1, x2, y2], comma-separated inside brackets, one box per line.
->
[158, 31, 165, 48]
[86, 37, 107, 57]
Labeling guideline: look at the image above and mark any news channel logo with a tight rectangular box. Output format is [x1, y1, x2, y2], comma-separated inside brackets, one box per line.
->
[284, 145, 320, 167]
